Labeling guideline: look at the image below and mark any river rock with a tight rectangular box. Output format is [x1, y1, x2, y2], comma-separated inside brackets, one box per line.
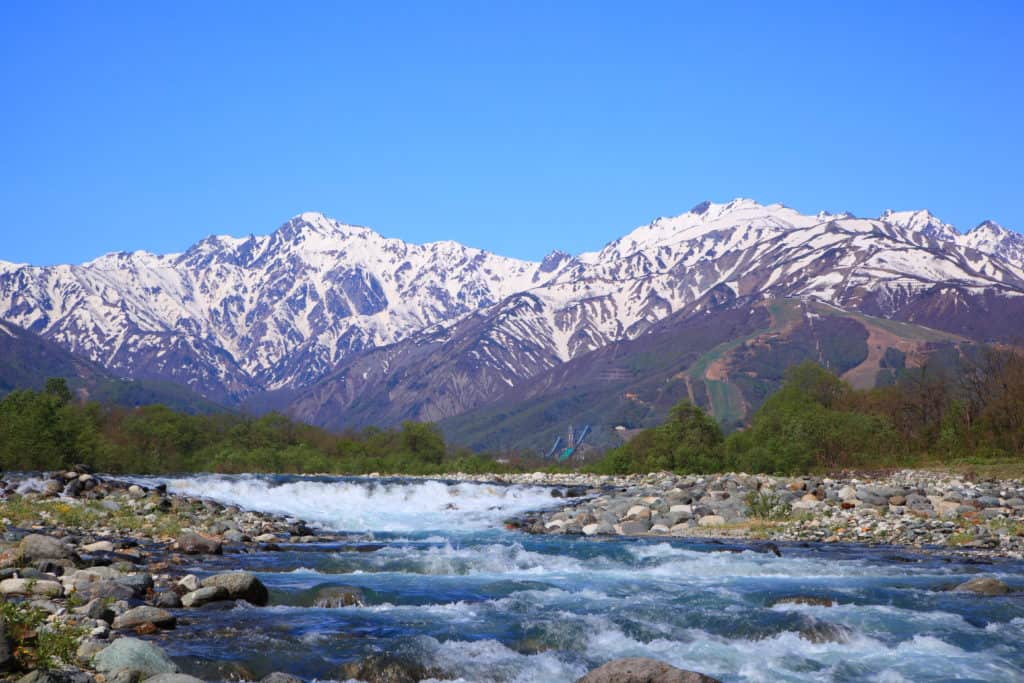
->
[260, 674, 302, 683]
[94, 638, 180, 676]
[0, 578, 63, 597]
[178, 574, 201, 592]
[313, 585, 365, 607]
[144, 676, 206, 683]
[770, 596, 834, 607]
[81, 540, 115, 554]
[17, 672, 95, 683]
[75, 597, 116, 623]
[201, 571, 269, 606]
[112, 605, 177, 630]
[616, 520, 651, 535]
[154, 590, 183, 608]
[952, 576, 1011, 595]
[797, 616, 853, 643]
[576, 658, 722, 683]
[697, 515, 726, 527]
[181, 585, 229, 607]
[175, 532, 222, 555]
[338, 654, 441, 683]
[20, 534, 74, 562]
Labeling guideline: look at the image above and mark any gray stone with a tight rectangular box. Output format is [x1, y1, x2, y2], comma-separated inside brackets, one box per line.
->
[143, 676, 205, 683]
[616, 519, 651, 535]
[17, 672, 94, 683]
[260, 674, 302, 683]
[94, 638, 180, 676]
[19, 534, 74, 561]
[576, 658, 722, 683]
[112, 605, 177, 630]
[201, 571, 269, 606]
[174, 533, 222, 555]
[0, 578, 63, 597]
[181, 585, 229, 607]
[153, 591, 182, 609]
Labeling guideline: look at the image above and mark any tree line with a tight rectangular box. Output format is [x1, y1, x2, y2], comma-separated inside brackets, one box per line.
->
[591, 347, 1024, 475]
[0, 378, 505, 475]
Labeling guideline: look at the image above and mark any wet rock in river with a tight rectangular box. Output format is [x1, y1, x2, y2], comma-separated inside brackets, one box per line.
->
[576, 657, 722, 683]
[313, 584, 365, 607]
[952, 576, 1011, 595]
[201, 571, 269, 606]
[338, 654, 443, 683]
[181, 585, 229, 607]
[770, 595, 834, 607]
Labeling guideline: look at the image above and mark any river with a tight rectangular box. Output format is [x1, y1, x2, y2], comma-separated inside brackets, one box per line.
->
[139, 474, 1024, 682]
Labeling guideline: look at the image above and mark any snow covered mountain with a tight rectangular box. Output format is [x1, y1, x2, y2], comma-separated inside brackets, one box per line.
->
[0, 213, 546, 401]
[281, 200, 1024, 429]
[1, 200, 1022, 414]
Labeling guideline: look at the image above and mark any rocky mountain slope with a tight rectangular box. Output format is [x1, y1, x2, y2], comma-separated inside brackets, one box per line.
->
[0, 320, 223, 413]
[1, 200, 1021, 438]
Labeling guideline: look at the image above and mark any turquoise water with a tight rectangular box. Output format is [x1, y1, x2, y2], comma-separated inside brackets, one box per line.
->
[149, 475, 1024, 682]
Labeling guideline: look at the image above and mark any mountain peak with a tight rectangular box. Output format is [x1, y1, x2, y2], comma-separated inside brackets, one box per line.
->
[970, 219, 1009, 234]
[880, 209, 958, 240]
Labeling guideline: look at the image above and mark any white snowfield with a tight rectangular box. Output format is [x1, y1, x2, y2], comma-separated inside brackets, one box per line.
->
[0, 199, 1021, 400]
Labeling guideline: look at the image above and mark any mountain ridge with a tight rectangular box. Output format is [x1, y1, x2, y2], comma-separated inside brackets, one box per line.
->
[1, 199, 1022, 437]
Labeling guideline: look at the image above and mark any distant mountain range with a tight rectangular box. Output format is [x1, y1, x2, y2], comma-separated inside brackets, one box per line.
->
[2, 199, 1021, 450]
[0, 319, 223, 414]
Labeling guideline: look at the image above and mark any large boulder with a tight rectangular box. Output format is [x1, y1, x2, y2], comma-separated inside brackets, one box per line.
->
[201, 571, 269, 606]
[953, 576, 1011, 595]
[576, 658, 721, 683]
[112, 606, 177, 630]
[94, 638, 179, 677]
[19, 534, 74, 562]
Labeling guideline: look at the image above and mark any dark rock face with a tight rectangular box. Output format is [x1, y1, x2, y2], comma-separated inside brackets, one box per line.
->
[576, 658, 722, 683]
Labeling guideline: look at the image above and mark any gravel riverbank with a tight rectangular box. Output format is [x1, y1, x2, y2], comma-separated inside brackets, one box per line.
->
[462, 470, 1024, 558]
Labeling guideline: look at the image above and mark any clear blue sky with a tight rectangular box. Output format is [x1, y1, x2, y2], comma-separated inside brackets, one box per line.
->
[2, 1, 1022, 265]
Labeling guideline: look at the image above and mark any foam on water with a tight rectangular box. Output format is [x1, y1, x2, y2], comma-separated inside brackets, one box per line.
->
[145, 474, 558, 532]
[146, 475, 1024, 682]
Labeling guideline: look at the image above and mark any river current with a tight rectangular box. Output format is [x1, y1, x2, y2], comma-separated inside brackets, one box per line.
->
[140, 475, 1024, 682]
